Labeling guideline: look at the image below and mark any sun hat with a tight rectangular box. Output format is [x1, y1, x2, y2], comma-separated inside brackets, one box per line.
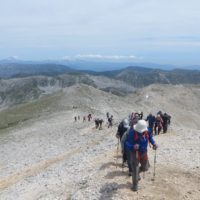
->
[134, 120, 148, 133]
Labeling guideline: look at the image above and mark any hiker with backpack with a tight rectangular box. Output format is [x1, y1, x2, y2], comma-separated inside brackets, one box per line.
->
[116, 118, 130, 141]
[95, 118, 100, 129]
[130, 113, 140, 127]
[139, 112, 143, 120]
[106, 112, 110, 119]
[162, 113, 171, 133]
[116, 118, 130, 165]
[108, 115, 113, 128]
[88, 114, 92, 122]
[99, 119, 103, 130]
[124, 120, 158, 191]
[154, 114, 163, 135]
[146, 113, 156, 134]
[119, 119, 130, 167]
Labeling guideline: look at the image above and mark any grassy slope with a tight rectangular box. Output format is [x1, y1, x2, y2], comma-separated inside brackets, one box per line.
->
[0, 91, 65, 131]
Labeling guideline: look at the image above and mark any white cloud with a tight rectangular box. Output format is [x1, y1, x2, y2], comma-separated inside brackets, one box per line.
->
[62, 54, 142, 61]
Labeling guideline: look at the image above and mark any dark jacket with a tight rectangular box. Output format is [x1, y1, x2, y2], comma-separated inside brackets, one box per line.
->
[117, 122, 128, 139]
[146, 114, 156, 127]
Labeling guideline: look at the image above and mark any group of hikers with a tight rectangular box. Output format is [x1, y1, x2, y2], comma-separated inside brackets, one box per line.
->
[74, 113, 92, 122]
[146, 111, 171, 135]
[116, 111, 171, 191]
[74, 112, 115, 130]
[74, 110, 171, 191]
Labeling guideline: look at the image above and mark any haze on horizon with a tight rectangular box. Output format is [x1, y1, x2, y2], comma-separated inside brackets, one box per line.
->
[1, 0, 200, 66]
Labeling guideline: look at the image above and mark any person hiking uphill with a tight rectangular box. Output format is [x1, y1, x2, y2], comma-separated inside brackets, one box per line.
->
[88, 114, 92, 122]
[116, 119, 130, 165]
[116, 118, 130, 141]
[139, 112, 143, 120]
[95, 118, 100, 129]
[146, 113, 156, 134]
[106, 112, 110, 119]
[124, 120, 157, 191]
[154, 114, 163, 135]
[98, 119, 103, 130]
[162, 113, 171, 133]
[108, 115, 113, 128]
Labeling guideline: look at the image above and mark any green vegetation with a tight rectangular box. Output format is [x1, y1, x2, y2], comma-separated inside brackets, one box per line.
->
[0, 91, 64, 131]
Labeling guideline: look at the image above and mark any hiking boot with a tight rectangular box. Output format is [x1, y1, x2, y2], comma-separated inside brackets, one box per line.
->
[128, 171, 132, 176]
[132, 184, 138, 191]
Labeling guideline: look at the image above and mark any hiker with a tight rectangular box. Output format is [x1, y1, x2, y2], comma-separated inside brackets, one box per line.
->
[117, 119, 130, 165]
[88, 114, 92, 122]
[99, 119, 103, 130]
[83, 116, 86, 122]
[146, 113, 156, 134]
[124, 120, 158, 191]
[74, 116, 77, 122]
[95, 118, 100, 129]
[162, 113, 171, 133]
[106, 112, 110, 119]
[157, 110, 163, 116]
[154, 114, 163, 135]
[116, 118, 130, 141]
[139, 112, 143, 120]
[78, 115, 80, 120]
[130, 113, 140, 127]
[108, 115, 113, 128]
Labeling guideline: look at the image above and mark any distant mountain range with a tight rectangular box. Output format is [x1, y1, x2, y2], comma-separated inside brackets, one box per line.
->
[0, 60, 200, 88]
[0, 60, 200, 109]
[95, 66, 200, 87]
[1, 57, 200, 71]
[0, 63, 74, 78]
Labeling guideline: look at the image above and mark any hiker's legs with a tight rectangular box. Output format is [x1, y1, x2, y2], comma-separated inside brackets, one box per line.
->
[123, 151, 127, 164]
[139, 152, 150, 173]
[127, 151, 139, 190]
[163, 124, 167, 133]
[130, 151, 139, 191]
[127, 151, 132, 174]
[149, 125, 153, 135]
[154, 125, 157, 135]
[99, 124, 102, 130]
[158, 126, 162, 135]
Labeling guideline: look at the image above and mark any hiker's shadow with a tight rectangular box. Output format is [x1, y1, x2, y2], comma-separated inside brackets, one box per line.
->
[105, 170, 128, 179]
[100, 162, 122, 170]
[99, 182, 131, 200]
[113, 155, 121, 159]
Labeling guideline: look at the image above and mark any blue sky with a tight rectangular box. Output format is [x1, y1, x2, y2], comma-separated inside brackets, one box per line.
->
[0, 0, 200, 66]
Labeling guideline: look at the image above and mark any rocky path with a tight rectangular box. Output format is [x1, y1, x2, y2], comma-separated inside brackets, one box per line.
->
[0, 111, 200, 200]
[70, 128, 200, 200]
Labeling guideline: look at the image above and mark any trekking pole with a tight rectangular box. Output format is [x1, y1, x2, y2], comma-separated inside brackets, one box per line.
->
[115, 138, 120, 168]
[152, 149, 157, 181]
[132, 150, 139, 191]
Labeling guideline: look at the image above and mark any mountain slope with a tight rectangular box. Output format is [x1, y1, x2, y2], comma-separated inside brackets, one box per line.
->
[0, 84, 199, 200]
[0, 74, 135, 109]
[94, 67, 200, 87]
